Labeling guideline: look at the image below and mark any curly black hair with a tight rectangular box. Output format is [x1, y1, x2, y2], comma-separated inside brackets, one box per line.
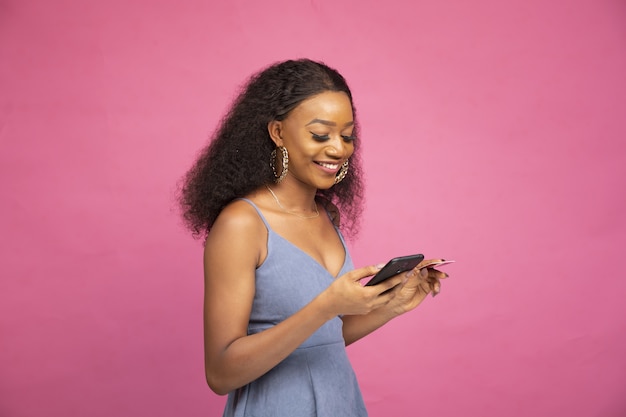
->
[179, 58, 364, 242]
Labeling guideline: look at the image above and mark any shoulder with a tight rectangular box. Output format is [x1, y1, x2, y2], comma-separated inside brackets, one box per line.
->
[210, 199, 266, 238]
[205, 198, 267, 264]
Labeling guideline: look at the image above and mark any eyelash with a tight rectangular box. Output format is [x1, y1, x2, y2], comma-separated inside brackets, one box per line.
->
[311, 133, 356, 142]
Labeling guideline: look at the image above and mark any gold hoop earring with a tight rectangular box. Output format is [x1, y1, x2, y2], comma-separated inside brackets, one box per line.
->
[270, 146, 289, 183]
[334, 160, 349, 184]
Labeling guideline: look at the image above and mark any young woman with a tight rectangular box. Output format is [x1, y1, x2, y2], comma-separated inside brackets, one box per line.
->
[179, 59, 448, 416]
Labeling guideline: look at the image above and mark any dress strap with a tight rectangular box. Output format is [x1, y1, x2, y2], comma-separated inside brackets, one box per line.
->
[237, 198, 271, 231]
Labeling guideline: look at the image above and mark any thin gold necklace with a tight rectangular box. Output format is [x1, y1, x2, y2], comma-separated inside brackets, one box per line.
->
[265, 184, 319, 219]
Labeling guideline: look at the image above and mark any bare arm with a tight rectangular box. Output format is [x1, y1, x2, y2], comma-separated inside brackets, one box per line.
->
[341, 309, 397, 346]
[202, 202, 400, 395]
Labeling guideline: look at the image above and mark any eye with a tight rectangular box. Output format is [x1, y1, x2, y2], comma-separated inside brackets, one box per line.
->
[341, 134, 356, 142]
[311, 133, 330, 142]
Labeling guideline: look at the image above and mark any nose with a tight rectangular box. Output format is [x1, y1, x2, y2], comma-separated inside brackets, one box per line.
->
[326, 135, 349, 159]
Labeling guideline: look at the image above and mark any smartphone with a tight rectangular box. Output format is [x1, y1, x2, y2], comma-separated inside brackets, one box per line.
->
[365, 254, 425, 287]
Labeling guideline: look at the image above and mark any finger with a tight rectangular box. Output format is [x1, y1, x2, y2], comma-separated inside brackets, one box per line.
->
[351, 264, 385, 283]
[426, 273, 441, 287]
[374, 284, 404, 305]
[408, 266, 429, 280]
[430, 278, 441, 297]
[426, 268, 449, 280]
[368, 275, 404, 295]
[418, 259, 446, 269]
[420, 259, 454, 268]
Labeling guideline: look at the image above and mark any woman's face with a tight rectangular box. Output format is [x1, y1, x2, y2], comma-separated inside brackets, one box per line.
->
[269, 91, 355, 190]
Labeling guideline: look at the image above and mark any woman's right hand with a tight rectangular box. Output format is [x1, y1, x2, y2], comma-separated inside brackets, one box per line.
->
[318, 265, 405, 317]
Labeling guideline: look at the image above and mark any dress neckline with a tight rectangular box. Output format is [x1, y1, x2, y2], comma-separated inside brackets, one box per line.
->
[238, 198, 348, 278]
[268, 229, 348, 279]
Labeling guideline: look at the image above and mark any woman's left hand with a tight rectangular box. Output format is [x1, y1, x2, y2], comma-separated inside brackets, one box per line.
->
[385, 259, 448, 316]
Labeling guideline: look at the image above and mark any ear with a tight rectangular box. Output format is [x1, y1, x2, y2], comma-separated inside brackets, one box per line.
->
[267, 120, 284, 147]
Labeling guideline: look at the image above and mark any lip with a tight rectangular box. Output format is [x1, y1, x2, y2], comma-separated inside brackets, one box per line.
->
[314, 160, 341, 174]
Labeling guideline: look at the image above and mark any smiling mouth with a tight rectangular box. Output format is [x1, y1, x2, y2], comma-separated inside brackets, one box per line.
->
[315, 162, 340, 170]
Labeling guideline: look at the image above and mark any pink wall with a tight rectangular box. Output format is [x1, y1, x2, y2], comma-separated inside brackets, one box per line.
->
[1, 0, 625, 416]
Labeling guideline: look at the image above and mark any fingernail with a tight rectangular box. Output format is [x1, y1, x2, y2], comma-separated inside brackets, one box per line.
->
[376, 264, 385, 269]
[420, 268, 428, 278]
[444, 273, 449, 278]
[432, 291, 439, 298]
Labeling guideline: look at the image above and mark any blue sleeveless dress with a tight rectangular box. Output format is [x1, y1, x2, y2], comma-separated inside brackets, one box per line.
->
[221, 199, 368, 417]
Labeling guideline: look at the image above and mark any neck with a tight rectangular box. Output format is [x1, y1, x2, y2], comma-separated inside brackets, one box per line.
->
[265, 183, 319, 217]
[267, 181, 317, 209]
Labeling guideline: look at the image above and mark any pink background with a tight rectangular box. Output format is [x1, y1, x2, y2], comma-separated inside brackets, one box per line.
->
[1, 0, 625, 416]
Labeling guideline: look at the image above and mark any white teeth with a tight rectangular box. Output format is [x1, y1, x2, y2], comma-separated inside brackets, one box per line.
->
[317, 162, 339, 169]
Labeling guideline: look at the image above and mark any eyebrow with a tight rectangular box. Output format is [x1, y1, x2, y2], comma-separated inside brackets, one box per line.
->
[305, 118, 354, 128]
